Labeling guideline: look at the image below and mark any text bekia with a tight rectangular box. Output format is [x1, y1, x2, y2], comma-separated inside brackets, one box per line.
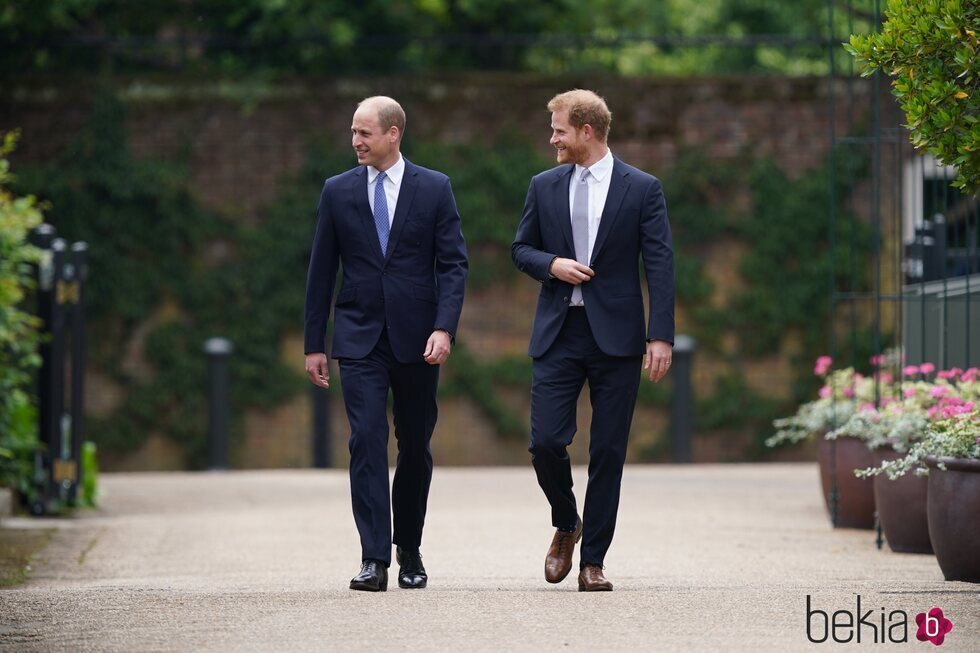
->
[806, 595, 908, 644]
[806, 596, 954, 646]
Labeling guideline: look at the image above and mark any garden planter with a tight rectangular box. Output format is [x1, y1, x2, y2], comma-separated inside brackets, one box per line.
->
[872, 447, 932, 554]
[925, 456, 980, 583]
[817, 436, 875, 529]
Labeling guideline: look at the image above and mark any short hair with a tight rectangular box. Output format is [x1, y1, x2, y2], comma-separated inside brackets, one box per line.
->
[358, 96, 406, 137]
[547, 89, 612, 141]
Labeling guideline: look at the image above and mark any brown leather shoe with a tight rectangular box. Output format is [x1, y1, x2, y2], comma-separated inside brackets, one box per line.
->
[578, 564, 613, 592]
[544, 518, 583, 583]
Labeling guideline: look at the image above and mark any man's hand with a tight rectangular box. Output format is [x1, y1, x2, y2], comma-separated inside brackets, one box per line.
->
[423, 330, 452, 365]
[644, 340, 672, 383]
[305, 353, 330, 388]
[549, 257, 594, 285]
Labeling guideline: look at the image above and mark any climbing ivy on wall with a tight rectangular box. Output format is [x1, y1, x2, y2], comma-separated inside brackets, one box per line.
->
[659, 146, 875, 450]
[17, 94, 344, 465]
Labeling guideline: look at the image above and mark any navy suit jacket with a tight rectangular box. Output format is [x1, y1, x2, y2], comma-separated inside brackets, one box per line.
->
[512, 156, 674, 358]
[304, 159, 468, 363]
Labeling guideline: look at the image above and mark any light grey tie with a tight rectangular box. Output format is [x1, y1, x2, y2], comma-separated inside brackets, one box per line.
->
[571, 168, 590, 305]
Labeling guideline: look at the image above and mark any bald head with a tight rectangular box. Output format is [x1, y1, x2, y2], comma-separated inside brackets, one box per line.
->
[351, 96, 405, 171]
[357, 96, 406, 140]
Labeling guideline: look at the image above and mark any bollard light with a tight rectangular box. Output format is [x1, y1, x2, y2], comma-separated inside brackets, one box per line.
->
[203, 337, 233, 471]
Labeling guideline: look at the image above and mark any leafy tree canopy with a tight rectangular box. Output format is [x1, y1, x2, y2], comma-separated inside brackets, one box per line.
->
[2, 0, 871, 76]
[847, 0, 979, 192]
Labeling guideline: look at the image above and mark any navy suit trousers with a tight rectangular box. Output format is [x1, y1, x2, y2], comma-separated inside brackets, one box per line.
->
[529, 309, 641, 566]
[339, 330, 439, 565]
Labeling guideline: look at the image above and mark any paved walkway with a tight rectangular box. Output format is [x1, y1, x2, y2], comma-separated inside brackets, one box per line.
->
[0, 464, 977, 652]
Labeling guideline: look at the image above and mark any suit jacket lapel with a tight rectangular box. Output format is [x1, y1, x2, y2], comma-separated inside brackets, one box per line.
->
[385, 160, 419, 263]
[590, 158, 629, 263]
[351, 167, 385, 261]
[552, 165, 575, 256]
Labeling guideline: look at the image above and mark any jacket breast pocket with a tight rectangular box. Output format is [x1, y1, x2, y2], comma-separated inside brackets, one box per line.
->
[403, 217, 431, 240]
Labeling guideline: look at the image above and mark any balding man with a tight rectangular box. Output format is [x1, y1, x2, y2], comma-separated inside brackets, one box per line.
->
[304, 96, 468, 592]
[512, 89, 675, 591]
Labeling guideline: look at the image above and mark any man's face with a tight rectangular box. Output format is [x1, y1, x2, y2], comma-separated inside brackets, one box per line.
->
[550, 109, 588, 165]
[351, 107, 397, 170]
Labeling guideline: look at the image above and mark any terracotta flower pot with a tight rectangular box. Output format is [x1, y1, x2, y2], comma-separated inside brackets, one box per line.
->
[925, 456, 980, 583]
[872, 446, 932, 554]
[817, 436, 875, 529]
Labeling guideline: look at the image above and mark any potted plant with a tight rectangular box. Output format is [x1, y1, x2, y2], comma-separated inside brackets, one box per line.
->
[768, 358, 875, 529]
[835, 361, 948, 553]
[846, 365, 979, 555]
[923, 411, 980, 583]
[833, 403, 930, 552]
[856, 369, 979, 581]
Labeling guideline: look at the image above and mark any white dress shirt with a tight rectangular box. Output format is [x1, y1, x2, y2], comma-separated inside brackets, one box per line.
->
[568, 149, 614, 306]
[367, 154, 405, 227]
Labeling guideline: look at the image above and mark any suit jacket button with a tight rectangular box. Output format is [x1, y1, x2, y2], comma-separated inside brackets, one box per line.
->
[563, 296, 569, 303]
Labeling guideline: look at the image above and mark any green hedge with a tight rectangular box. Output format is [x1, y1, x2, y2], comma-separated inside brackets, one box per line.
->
[0, 132, 44, 492]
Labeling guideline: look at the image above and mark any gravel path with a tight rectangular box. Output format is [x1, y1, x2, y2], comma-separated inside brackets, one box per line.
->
[1, 465, 977, 651]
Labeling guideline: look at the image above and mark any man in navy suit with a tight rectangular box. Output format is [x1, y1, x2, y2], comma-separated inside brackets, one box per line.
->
[512, 89, 674, 591]
[304, 96, 468, 592]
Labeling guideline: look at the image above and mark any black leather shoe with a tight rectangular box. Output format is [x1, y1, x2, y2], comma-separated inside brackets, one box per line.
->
[350, 559, 388, 592]
[396, 546, 427, 589]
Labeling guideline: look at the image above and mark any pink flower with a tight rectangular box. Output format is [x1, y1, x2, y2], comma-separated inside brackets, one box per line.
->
[879, 372, 893, 385]
[842, 386, 855, 398]
[962, 368, 979, 382]
[903, 387, 917, 398]
[930, 386, 950, 398]
[814, 356, 833, 376]
[920, 362, 936, 375]
[858, 402, 875, 413]
[903, 365, 920, 377]
[936, 370, 953, 380]
[870, 354, 884, 367]
[818, 386, 831, 398]
[941, 405, 973, 418]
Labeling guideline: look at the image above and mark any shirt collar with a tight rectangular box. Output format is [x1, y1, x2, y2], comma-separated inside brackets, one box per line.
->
[368, 154, 405, 185]
[576, 148, 613, 182]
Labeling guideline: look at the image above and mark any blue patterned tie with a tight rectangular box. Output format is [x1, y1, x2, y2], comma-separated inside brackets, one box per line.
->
[373, 170, 389, 255]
